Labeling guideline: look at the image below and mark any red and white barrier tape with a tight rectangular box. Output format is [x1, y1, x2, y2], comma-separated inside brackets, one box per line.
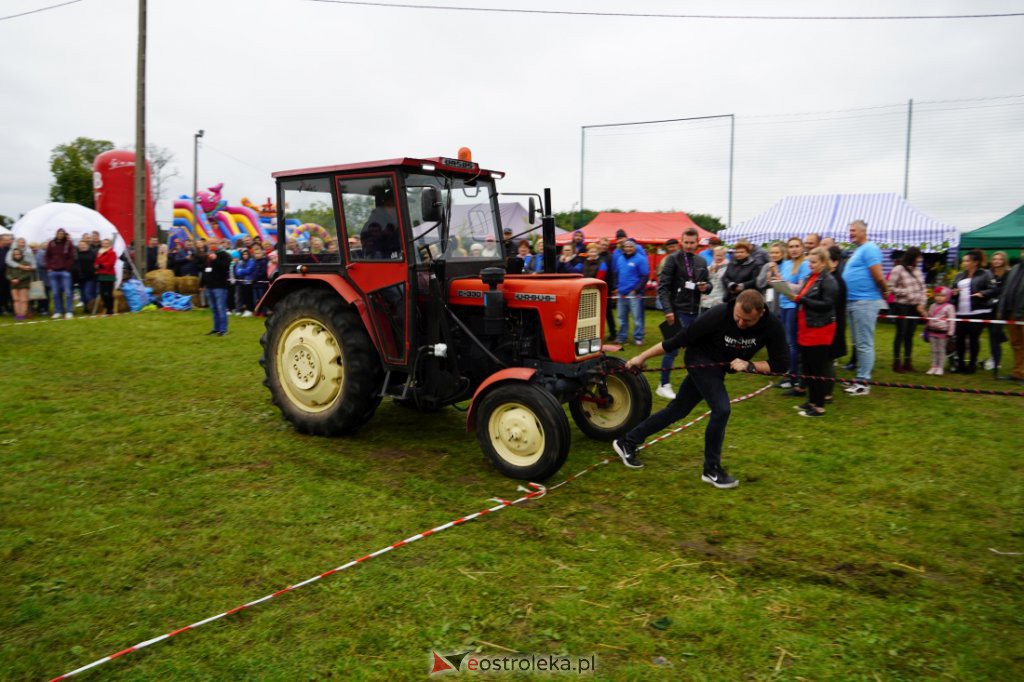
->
[876, 313, 1023, 326]
[50, 383, 772, 680]
[0, 313, 126, 328]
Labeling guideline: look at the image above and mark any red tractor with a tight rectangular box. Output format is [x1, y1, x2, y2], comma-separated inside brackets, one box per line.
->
[258, 152, 652, 480]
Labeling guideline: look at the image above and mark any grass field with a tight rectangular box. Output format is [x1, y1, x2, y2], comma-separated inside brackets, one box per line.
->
[1, 310, 1022, 681]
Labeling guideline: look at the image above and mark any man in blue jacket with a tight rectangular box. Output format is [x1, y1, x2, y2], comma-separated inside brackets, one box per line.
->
[614, 239, 650, 345]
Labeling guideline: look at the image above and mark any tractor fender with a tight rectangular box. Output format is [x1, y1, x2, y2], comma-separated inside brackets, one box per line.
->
[256, 274, 383, 358]
[465, 368, 539, 431]
[256, 273, 362, 312]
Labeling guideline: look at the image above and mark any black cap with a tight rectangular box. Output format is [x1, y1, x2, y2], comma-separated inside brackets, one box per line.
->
[615, 229, 628, 239]
[664, 238, 679, 246]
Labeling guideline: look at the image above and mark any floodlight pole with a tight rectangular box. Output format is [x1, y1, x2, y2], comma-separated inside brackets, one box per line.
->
[133, 0, 147, 271]
[903, 98, 913, 199]
[193, 129, 204, 225]
[727, 114, 735, 229]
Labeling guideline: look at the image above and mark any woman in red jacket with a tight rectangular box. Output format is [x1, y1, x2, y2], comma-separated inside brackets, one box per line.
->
[94, 239, 118, 315]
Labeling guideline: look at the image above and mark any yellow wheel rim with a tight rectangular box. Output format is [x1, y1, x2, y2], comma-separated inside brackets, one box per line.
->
[487, 402, 546, 468]
[579, 375, 631, 430]
[275, 317, 344, 413]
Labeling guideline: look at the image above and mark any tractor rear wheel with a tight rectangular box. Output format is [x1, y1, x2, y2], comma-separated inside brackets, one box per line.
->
[569, 356, 652, 441]
[261, 288, 382, 436]
[475, 383, 570, 481]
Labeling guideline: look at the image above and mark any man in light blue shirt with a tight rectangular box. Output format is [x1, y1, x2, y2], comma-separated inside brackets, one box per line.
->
[841, 220, 890, 395]
[614, 239, 650, 345]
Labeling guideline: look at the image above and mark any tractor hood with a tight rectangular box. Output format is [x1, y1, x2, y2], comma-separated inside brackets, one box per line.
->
[449, 275, 607, 363]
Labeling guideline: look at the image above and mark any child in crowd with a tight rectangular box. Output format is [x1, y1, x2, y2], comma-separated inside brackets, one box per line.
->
[926, 286, 956, 375]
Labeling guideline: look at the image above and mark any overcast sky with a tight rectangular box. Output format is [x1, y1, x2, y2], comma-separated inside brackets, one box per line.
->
[2, 0, 1022, 230]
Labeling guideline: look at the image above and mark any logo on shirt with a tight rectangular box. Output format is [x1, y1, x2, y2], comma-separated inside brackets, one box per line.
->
[723, 334, 758, 350]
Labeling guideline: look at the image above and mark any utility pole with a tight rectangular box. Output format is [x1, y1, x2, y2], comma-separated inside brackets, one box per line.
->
[133, 0, 147, 270]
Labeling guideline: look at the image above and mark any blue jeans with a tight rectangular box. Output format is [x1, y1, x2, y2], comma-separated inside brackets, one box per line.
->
[779, 306, 800, 378]
[847, 299, 883, 381]
[624, 366, 731, 468]
[48, 271, 72, 314]
[616, 293, 645, 343]
[660, 311, 698, 385]
[208, 287, 228, 333]
[79, 279, 97, 311]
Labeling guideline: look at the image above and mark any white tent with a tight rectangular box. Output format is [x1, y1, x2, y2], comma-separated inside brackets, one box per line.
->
[12, 202, 128, 281]
[0, 225, 12, 236]
[12, 203, 121, 245]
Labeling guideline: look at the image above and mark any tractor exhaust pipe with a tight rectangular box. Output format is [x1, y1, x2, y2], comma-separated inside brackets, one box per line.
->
[541, 187, 556, 274]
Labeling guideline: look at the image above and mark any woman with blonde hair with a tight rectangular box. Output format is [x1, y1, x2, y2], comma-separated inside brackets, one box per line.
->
[784, 247, 838, 417]
[700, 246, 729, 312]
[6, 247, 34, 320]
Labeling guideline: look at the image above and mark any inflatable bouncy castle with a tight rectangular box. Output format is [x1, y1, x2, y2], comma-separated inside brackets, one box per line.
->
[172, 183, 277, 245]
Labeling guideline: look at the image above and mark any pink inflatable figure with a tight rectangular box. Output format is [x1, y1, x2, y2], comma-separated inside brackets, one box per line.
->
[197, 183, 227, 217]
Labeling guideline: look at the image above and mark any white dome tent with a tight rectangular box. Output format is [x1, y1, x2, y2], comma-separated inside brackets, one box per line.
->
[11, 202, 129, 283]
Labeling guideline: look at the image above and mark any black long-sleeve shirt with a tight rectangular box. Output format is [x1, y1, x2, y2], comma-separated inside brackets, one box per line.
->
[663, 300, 789, 373]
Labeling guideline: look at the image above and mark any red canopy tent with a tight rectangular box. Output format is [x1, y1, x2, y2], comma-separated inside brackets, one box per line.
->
[556, 212, 714, 245]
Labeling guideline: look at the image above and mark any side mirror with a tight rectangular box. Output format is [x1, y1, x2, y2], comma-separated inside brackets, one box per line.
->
[421, 188, 441, 223]
[528, 197, 536, 225]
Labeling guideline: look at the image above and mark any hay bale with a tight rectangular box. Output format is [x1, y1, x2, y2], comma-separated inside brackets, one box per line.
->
[175, 276, 200, 295]
[112, 291, 128, 314]
[145, 269, 176, 297]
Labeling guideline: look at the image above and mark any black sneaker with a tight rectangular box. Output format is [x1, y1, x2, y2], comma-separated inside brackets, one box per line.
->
[798, 408, 825, 418]
[702, 464, 738, 489]
[793, 402, 813, 411]
[205, 330, 218, 335]
[612, 439, 644, 469]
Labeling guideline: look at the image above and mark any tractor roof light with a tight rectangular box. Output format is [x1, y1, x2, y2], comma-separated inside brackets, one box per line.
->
[458, 147, 472, 162]
[422, 163, 436, 171]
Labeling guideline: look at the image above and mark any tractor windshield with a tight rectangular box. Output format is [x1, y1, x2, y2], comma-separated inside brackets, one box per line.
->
[405, 174, 502, 262]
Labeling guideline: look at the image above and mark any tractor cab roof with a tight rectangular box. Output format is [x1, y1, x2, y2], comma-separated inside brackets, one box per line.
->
[272, 157, 505, 180]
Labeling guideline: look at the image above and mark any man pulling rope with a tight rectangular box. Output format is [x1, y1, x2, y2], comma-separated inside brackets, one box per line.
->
[612, 290, 789, 488]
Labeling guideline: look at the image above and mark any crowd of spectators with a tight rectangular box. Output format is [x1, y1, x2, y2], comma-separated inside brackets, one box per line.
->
[495, 222, 1024, 403]
[5, 223, 1022, 392]
[0, 230, 121, 319]
[166, 234, 274, 316]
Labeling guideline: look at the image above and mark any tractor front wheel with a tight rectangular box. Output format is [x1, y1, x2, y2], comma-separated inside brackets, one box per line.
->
[260, 288, 382, 436]
[569, 356, 652, 441]
[475, 383, 570, 481]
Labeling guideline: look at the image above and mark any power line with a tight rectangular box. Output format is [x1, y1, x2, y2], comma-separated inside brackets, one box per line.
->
[0, 0, 84, 22]
[305, 0, 1024, 21]
[201, 143, 270, 174]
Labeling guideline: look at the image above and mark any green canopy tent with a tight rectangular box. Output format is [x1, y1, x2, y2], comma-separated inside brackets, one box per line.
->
[960, 205, 1024, 255]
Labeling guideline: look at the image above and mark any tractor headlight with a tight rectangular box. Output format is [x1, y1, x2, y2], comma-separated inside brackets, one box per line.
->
[590, 338, 602, 353]
[577, 340, 590, 355]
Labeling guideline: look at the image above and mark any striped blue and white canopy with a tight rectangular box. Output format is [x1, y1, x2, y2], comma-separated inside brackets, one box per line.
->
[720, 193, 961, 253]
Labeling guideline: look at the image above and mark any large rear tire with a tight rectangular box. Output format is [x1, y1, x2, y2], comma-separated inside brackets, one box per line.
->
[475, 383, 570, 481]
[260, 288, 382, 436]
[569, 356, 652, 441]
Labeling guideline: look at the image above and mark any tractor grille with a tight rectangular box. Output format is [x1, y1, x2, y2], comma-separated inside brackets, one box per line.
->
[575, 288, 601, 344]
[578, 288, 599, 321]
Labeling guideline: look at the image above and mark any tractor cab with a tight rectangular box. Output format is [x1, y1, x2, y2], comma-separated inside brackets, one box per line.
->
[259, 152, 651, 481]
